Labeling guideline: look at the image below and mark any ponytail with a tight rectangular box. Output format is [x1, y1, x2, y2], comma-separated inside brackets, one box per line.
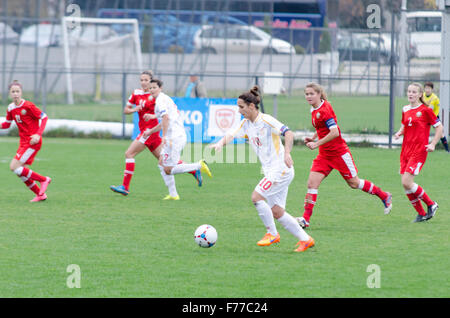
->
[8, 80, 22, 90]
[238, 85, 261, 109]
[410, 82, 428, 106]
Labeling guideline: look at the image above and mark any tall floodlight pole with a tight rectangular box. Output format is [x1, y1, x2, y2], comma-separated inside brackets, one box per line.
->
[388, 12, 396, 149]
[397, 0, 407, 96]
[439, 0, 450, 141]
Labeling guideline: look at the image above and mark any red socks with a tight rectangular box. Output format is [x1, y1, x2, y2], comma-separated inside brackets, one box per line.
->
[406, 193, 426, 216]
[406, 183, 433, 216]
[24, 179, 41, 195]
[13, 166, 45, 195]
[19, 166, 46, 183]
[123, 159, 135, 191]
[413, 184, 434, 206]
[359, 179, 388, 201]
[303, 189, 318, 222]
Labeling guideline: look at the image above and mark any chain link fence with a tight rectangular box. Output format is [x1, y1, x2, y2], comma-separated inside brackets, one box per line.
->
[0, 0, 448, 140]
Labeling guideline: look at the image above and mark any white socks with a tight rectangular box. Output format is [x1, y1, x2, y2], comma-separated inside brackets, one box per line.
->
[254, 200, 278, 236]
[277, 212, 310, 241]
[158, 165, 178, 197]
[170, 163, 201, 175]
[254, 200, 310, 241]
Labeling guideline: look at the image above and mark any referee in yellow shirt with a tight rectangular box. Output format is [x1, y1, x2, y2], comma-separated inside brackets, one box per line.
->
[423, 82, 449, 152]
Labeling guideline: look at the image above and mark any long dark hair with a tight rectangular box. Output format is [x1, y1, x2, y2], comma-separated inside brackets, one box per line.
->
[150, 78, 163, 87]
[238, 85, 261, 109]
[141, 70, 153, 79]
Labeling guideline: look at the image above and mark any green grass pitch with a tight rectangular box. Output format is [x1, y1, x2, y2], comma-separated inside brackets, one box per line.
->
[0, 137, 448, 297]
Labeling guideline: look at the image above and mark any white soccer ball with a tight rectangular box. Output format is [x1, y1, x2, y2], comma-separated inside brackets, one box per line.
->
[194, 224, 217, 248]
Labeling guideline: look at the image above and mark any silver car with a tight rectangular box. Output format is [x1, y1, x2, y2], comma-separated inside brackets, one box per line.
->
[193, 25, 295, 54]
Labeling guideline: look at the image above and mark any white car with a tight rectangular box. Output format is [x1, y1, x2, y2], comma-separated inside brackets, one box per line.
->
[193, 25, 295, 54]
[0, 22, 19, 44]
[20, 23, 118, 47]
[20, 24, 62, 47]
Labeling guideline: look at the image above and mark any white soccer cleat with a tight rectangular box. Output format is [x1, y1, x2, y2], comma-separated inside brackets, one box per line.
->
[383, 192, 393, 215]
[296, 216, 310, 229]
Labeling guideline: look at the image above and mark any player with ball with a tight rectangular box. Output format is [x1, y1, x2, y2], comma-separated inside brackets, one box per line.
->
[210, 86, 314, 253]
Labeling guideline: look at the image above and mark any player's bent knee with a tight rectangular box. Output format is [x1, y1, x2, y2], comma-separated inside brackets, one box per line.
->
[164, 166, 173, 175]
[10, 161, 22, 172]
[271, 206, 284, 219]
[401, 175, 414, 189]
[348, 181, 359, 189]
[125, 151, 135, 158]
[251, 191, 264, 204]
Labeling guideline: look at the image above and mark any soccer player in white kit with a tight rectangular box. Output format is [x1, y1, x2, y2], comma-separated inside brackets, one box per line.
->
[142, 79, 212, 200]
[209, 86, 314, 252]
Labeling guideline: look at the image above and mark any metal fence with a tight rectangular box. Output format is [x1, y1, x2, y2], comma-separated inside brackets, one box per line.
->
[1, 0, 448, 141]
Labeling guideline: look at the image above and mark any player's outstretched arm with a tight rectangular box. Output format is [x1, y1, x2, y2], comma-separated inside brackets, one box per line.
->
[124, 104, 142, 115]
[209, 134, 235, 152]
[1, 121, 11, 129]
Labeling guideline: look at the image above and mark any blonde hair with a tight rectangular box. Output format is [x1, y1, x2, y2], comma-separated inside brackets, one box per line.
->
[304, 82, 327, 100]
[409, 82, 427, 106]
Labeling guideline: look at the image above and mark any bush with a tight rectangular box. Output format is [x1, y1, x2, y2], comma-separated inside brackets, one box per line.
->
[44, 127, 113, 139]
[7, 127, 113, 139]
[294, 44, 305, 54]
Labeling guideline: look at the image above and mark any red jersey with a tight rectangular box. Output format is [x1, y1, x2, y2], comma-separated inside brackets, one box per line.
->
[400, 104, 441, 158]
[127, 89, 159, 132]
[5, 100, 45, 143]
[311, 100, 349, 156]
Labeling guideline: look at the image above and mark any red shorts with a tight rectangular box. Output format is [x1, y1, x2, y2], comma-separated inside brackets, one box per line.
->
[400, 151, 428, 175]
[311, 152, 358, 180]
[137, 131, 162, 152]
[15, 142, 41, 166]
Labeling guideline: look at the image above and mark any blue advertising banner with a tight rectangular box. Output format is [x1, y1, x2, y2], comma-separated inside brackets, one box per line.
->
[132, 97, 244, 143]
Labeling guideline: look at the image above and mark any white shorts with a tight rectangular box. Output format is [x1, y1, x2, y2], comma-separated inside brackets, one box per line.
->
[254, 169, 294, 209]
[161, 137, 186, 167]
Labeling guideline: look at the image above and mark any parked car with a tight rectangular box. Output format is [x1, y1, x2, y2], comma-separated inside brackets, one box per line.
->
[20, 23, 119, 47]
[0, 22, 19, 44]
[69, 24, 118, 45]
[20, 23, 62, 47]
[362, 33, 418, 60]
[151, 15, 199, 53]
[193, 25, 295, 54]
[337, 36, 390, 64]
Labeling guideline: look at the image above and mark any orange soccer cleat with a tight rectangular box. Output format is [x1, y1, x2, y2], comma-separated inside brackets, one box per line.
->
[294, 237, 315, 252]
[257, 233, 280, 246]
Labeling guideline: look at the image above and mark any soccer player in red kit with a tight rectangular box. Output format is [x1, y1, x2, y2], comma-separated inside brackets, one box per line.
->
[394, 83, 442, 223]
[110, 70, 198, 196]
[0, 80, 51, 202]
[296, 83, 392, 228]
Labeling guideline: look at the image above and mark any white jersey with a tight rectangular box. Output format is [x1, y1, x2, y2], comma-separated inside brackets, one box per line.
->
[154, 92, 186, 141]
[230, 113, 292, 180]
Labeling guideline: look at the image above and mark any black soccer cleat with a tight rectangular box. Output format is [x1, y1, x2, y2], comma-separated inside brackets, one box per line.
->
[425, 202, 439, 220]
[412, 214, 427, 223]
